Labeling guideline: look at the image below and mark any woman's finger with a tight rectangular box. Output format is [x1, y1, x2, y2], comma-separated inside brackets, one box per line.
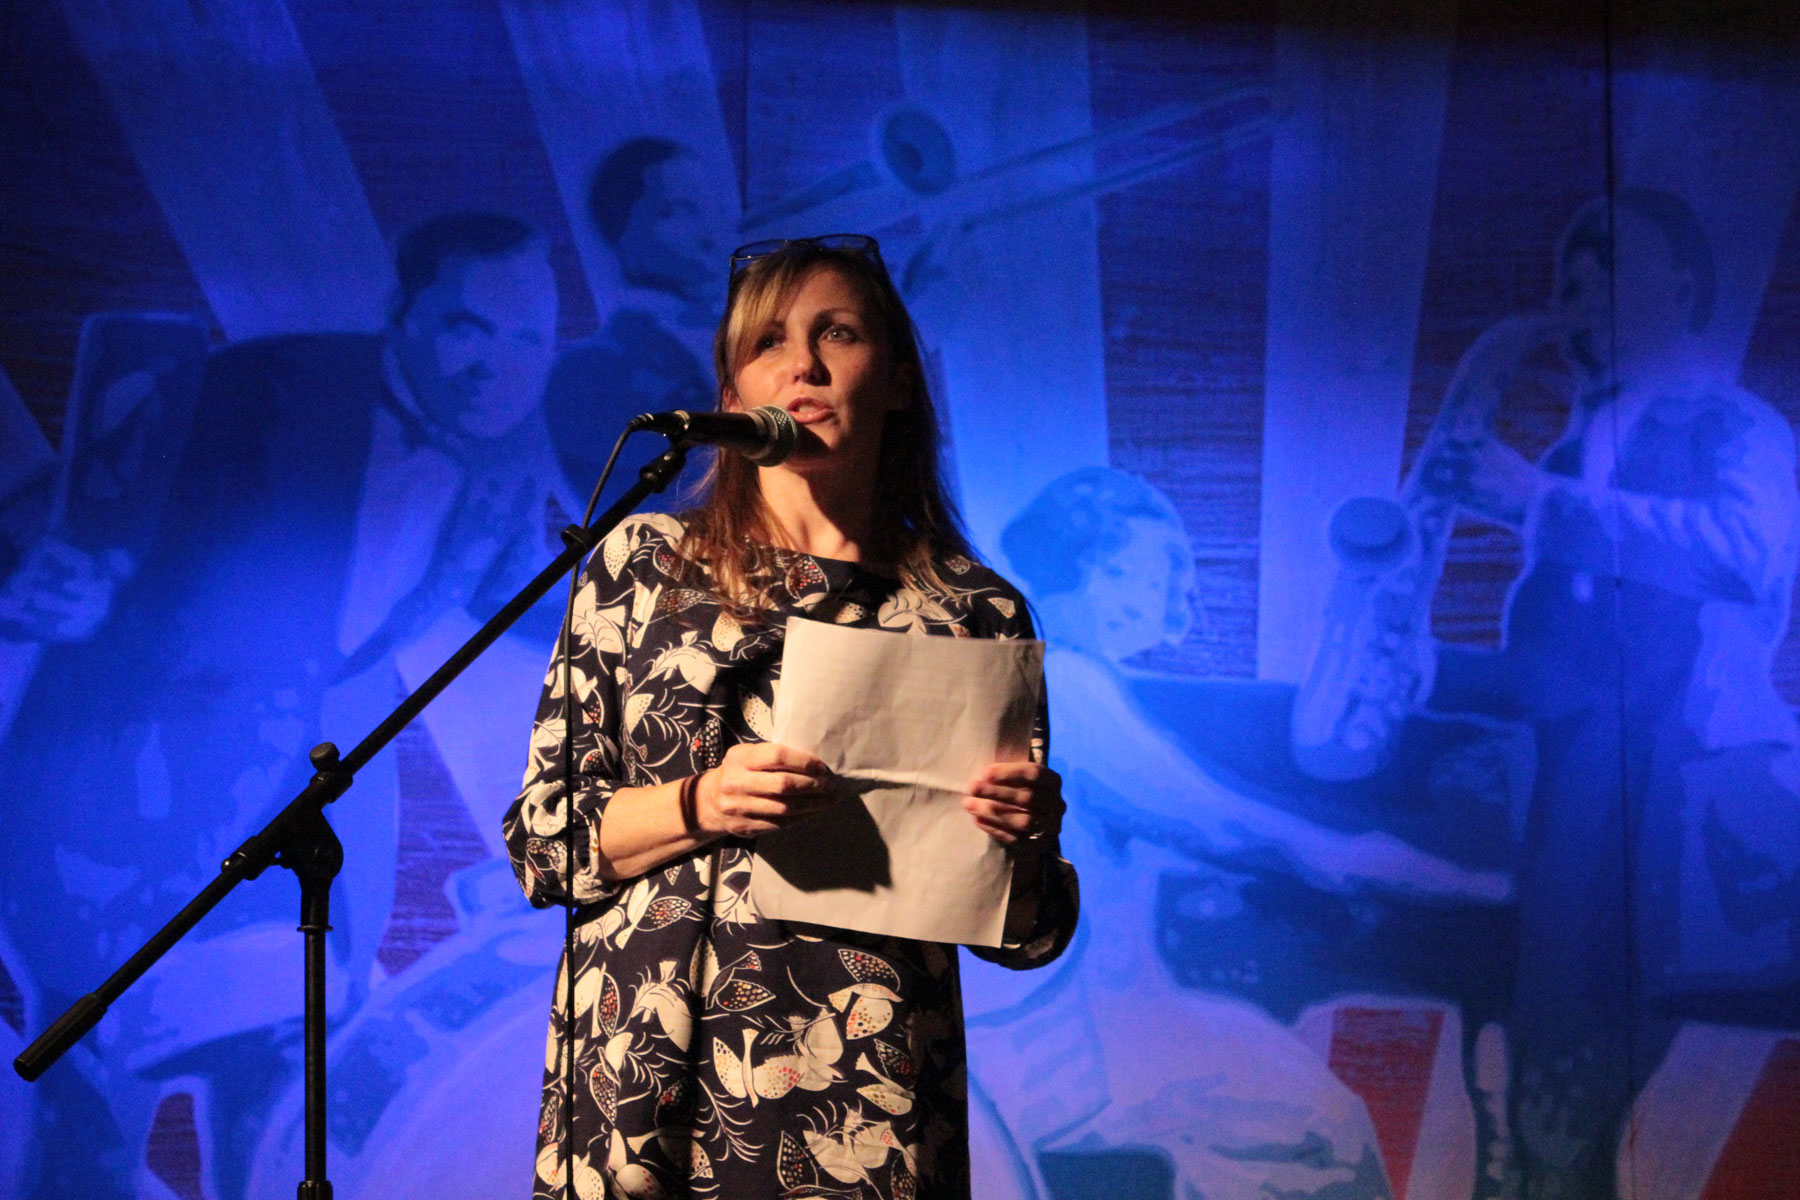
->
[735, 741, 831, 776]
[725, 793, 831, 820]
[975, 760, 1044, 787]
[963, 795, 1030, 830]
[735, 770, 833, 799]
[967, 811, 1025, 845]
[716, 792, 834, 836]
[966, 779, 1035, 808]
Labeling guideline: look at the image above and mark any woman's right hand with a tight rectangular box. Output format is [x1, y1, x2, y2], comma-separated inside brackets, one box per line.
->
[695, 742, 836, 837]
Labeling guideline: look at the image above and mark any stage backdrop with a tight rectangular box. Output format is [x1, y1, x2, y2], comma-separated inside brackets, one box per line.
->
[3, 2, 1798, 1199]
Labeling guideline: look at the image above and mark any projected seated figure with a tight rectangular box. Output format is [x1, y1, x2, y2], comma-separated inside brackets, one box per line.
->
[1414, 188, 1800, 1200]
[965, 467, 1515, 1200]
[0, 211, 572, 1200]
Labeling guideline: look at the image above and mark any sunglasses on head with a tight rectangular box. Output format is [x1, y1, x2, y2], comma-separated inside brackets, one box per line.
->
[727, 234, 887, 282]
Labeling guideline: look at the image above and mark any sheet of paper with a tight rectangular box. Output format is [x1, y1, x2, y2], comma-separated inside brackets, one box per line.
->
[749, 617, 1044, 947]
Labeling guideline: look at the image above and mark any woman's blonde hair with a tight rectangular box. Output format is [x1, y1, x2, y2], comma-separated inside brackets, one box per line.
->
[678, 243, 971, 611]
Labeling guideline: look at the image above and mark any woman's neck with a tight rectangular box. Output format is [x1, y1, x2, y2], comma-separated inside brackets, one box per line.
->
[757, 465, 879, 563]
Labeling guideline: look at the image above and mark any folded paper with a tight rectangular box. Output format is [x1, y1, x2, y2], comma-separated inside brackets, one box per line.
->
[749, 617, 1044, 946]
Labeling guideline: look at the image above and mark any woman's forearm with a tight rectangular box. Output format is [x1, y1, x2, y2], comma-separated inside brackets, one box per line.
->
[591, 776, 723, 881]
[593, 743, 837, 883]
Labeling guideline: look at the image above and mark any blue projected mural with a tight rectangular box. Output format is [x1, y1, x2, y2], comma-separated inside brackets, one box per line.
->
[3, 3, 1799, 1200]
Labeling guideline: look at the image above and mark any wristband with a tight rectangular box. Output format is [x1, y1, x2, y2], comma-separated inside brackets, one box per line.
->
[679, 774, 701, 834]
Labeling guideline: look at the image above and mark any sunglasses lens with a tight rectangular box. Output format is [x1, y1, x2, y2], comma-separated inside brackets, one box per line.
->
[731, 239, 787, 263]
[727, 234, 887, 284]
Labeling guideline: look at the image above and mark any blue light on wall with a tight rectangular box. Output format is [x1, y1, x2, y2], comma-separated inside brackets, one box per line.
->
[2, 3, 1798, 1199]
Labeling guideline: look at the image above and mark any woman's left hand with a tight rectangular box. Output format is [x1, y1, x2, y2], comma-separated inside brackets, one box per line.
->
[963, 761, 1064, 847]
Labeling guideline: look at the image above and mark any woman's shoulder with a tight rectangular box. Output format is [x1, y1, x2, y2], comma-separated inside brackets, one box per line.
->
[926, 551, 1035, 636]
[593, 512, 689, 584]
[932, 550, 1022, 598]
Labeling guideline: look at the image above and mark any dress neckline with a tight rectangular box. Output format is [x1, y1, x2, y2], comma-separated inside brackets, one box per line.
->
[761, 540, 899, 582]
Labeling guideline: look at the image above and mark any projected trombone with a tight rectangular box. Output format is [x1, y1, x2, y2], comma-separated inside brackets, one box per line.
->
[740, 87, 1287, 291]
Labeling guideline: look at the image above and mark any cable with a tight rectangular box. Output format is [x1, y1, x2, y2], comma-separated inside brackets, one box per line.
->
[558, 425, 636, 1200]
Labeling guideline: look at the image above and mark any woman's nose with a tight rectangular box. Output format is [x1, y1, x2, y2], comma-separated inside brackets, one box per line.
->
[786, 343, 826, 382]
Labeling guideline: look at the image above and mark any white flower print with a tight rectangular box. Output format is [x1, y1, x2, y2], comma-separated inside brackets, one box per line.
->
[598, 878, 694, 950]
[804, 1105, 900, 1186]
[740, 693, 773, 741]
[630, 960, 695, 1051]
[644, 630, 717, 695]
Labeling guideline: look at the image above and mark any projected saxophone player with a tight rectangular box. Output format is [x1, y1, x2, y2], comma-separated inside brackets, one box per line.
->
[1421, 188, 1800, 1200]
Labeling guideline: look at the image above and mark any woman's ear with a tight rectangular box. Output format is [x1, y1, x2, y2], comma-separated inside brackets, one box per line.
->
[720, 383, 741, 412]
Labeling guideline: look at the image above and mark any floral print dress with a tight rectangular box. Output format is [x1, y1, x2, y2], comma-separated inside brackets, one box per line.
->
[502, 514, 1078, 1200]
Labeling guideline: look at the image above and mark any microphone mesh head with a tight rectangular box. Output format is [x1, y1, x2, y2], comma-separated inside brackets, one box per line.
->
[745, 405, 800, 466]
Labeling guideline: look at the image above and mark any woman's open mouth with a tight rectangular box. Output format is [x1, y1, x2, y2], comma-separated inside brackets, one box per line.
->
[785, 399, 833, 424]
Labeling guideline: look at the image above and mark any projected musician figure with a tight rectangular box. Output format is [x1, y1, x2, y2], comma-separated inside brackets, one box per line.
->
[969, 468, 1510, 1200]
[0, 211, 572, 1200]
[1418, 188, 1800, 1200]
[542, 136, 728, 499]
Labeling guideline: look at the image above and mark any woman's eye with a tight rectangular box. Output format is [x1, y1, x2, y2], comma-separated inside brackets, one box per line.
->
[824, 323, 857, 341]
[754, 332, 781, 353]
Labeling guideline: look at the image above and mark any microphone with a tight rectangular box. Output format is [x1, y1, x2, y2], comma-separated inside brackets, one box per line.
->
[629, 405, 799, 466]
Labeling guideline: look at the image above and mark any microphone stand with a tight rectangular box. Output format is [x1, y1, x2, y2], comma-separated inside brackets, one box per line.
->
[12, 439, 690, 1200]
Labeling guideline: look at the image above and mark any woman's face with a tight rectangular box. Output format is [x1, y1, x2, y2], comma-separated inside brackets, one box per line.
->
[725, 265, 910, 472]
[1080, 517, 1194, 662]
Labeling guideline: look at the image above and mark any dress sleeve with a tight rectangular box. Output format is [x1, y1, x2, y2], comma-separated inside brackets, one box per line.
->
[966, 580, 1080, 970]
[501, 519, 646, 908]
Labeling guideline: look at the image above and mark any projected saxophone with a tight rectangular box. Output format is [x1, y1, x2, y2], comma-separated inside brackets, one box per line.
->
[1291, 316, 1558, 781]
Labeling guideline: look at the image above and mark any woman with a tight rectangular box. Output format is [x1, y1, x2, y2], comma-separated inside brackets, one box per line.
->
[503, 235, 1077, 1200]
[968, 468, 1387, 1200]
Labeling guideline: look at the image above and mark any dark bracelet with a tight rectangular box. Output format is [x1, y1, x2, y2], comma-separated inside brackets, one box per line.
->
[679, 774, 701, 834]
